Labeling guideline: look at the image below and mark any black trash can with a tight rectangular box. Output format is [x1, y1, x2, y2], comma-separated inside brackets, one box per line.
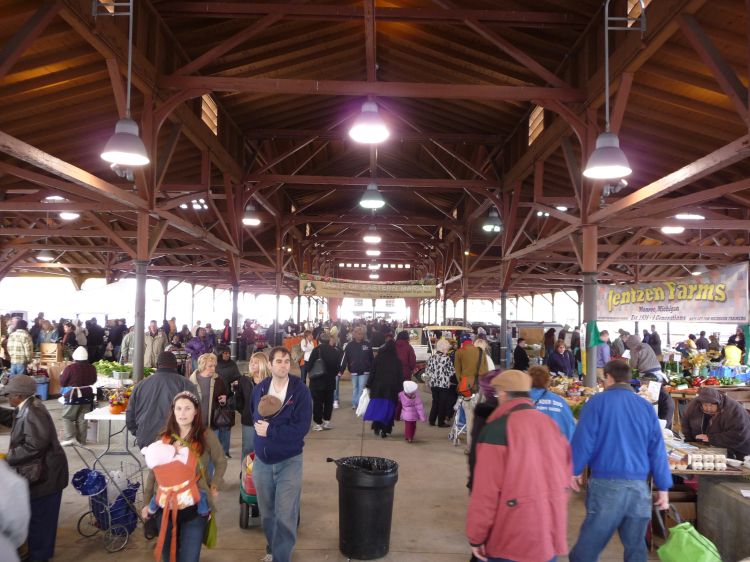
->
[334, 456, 398, 560]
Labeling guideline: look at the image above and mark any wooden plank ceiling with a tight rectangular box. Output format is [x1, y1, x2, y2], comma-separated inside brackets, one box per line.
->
[1, 0, 749, 300]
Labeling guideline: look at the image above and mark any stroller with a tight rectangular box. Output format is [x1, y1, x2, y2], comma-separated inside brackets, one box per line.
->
[239, 453, 261, 529]
[449, 396, 472, 446]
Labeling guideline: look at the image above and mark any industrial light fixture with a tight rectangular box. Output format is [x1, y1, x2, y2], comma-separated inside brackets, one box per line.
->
[242, 204, 261, 226]
[691, 264, 708, 276]
[675, 213, 705, 221]
[366, 250, 381, 257]
[369, 273, 380, 280]
[43, 195, 65, 202]
[349, 101, 389, 144]
[555, 206, 569, 212]
[582, 1, 644, 180]
[464, 250, 470, 256]
[100, 1, 149, 167]
[36, 249, 55, 262]
[59, 211, 80, 221]
[536, 211, 550, 217]
[359, 183, 385, 209]
[661, 226, 685, 234]
[190, 199, 208, 211]
[482, 209, 503, 233]
[363, 225, 382, 244]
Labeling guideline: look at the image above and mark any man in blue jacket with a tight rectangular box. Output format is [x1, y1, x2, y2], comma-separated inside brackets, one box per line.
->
[569, 359, 671, 562]
[339, 326, 374, 410]
[252, 346, 312, 562]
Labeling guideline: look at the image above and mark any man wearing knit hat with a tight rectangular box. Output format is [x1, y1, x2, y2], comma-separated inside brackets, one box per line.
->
[59, 346, 97, 446]
[466, 370, 571, 562]
[125, 351, 197, 448]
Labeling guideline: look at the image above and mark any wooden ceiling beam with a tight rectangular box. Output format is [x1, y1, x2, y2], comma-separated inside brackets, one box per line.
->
[155, 3, 587, 26]
[243, 129, 505, 144]
[160, 76, 585, 102]
[0, 3, 62, 80]
[245, 174, 500, 189]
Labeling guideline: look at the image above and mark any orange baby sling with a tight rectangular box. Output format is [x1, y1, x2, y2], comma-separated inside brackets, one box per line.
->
[152, 437, 201, 562]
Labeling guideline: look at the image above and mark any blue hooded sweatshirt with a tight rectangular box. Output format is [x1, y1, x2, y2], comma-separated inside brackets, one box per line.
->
[529, 388, 576, 442]
[252, 375, 312, 464]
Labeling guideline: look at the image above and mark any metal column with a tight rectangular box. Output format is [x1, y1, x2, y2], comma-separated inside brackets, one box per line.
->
[132, 260, 147, 381]
[582, 225, 598, 388]
[500, 290, 508, 368]
[231, 285, 239, 360]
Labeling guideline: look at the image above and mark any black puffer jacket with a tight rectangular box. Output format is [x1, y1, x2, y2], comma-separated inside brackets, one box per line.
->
[682, 387, 750, 459]
[234, 376, 256, 426]
[307, 342, 342, 391]
[1, 397, 68, 498]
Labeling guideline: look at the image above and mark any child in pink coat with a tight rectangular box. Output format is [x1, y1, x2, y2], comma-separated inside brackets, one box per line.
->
[398, 381, 426, 443]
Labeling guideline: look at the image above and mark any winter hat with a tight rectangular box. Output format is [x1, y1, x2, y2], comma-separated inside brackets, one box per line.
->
[157, 351, 178, 370]
[396, 331, 409, 341]
[0, 375, 37, 397]
[258, 395, 282, 418]
[490, 369, 531, 392]
[72, 346, 89, 361]
[403, 381, 418, 394]
[479, 369, 503, 397]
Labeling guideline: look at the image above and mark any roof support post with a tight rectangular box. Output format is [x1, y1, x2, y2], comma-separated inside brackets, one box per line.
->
[231, 284, 239, 361]
[582, 224, 598, 389]
[132, 211, 150, 382]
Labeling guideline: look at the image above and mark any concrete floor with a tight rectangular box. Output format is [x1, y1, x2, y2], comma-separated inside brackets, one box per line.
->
[0, 378, 658, 561]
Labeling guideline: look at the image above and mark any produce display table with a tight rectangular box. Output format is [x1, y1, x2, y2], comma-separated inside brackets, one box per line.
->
[84, 406, 141, 470]
[669, 386, 750, 433]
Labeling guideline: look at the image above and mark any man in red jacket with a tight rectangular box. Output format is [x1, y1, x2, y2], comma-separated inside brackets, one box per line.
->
[466, 369, 572, 562]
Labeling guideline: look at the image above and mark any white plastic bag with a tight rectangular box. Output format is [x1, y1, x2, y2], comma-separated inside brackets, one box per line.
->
[355, 388, 370, 417]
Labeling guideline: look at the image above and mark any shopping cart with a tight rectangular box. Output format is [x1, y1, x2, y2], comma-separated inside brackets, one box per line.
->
[448, 396, 471, 446]
[71, 445, 146, 552]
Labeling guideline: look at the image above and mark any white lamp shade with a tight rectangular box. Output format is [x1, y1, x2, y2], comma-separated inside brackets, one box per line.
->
[482, 210, 503, 233]
[583, 132, 632, 180]
[349, 101, 389, 144]
[359, 183, 385, 209]
[242, 205, 261, 226]
[101, 118, 150, 166]
[36, 249, 55, 262]
[59, 211, 80, 221]
[363, 225, 381, 244]
[366, 249, 381, 256]
[691, 265, 708, 276]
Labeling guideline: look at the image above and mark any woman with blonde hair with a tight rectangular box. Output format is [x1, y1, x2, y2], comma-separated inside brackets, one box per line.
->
[425, 339, 456, 427]
[235, 352, 271, 459]
[189, 353, 231, 458]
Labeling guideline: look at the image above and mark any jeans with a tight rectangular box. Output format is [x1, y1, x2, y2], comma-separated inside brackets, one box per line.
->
[216, 426, 231, 455]
[253, 454, 303, 562]
[112, 345, 121, 362]
[156, 511, 207, 562]
[299, 361, 308, 385]
[334, 376, 340, 402]
[241, 423, 255, 460]
[569, 478, 652, 562]
[9, 363, 26, 376]
[351, 372, 369, 409]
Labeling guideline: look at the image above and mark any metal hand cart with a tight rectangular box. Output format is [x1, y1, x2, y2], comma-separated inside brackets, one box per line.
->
[70, 444, 148, 552]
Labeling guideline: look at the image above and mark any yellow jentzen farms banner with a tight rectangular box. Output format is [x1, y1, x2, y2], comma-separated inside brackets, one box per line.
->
[597, 263, 748, 323]
[298, 275, 436, 299]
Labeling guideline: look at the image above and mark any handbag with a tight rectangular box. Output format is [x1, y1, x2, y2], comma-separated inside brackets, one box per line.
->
[212, 402, 235, 428]
[355, 388, 370, 417]
[654, 506, 721, 562]
[308, 358, 327, 380]
[203, 514, 217, 548]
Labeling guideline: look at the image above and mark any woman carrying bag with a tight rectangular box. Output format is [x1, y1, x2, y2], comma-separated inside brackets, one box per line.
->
[307, 333, 343, 431]
[189, 353, 233, 459]
[141, 391, 227, 562]
[234, 352, 272, 459]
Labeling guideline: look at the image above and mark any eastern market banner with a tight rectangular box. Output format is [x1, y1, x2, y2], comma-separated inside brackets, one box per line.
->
[597, 263, 749, 323]
[298, 274, 436, 299]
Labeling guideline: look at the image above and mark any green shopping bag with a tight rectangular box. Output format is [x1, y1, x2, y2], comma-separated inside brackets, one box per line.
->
[654, 507, 721, 562]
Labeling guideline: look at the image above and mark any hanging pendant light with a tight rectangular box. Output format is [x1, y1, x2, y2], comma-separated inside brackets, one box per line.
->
[359, 183, 385, 209]
[363, 225, 381, 244]
[349, 101, 389, 144]
[482, 209, 503, 233]
[583, 0, 641, 181]
[691, 265, 708, 276]
[59, 211, 80, 221]
[36, 249, 55, 262]
[242, 204, 261, 226]
[100, 1, 149, 167]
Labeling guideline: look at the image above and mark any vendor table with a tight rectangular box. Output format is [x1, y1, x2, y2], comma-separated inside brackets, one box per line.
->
[669, 387, 750, 433]
[83, 406, 141, 470]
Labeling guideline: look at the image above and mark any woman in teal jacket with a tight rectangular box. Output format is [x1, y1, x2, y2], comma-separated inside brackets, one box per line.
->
[528, 365, 576, 441]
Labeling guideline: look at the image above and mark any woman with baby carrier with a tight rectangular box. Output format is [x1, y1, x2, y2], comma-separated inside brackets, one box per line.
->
[141, 391, 227, 562]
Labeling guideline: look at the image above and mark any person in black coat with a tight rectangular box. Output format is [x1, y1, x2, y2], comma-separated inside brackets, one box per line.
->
[547, 340, 576, 377]
[513, 338, 530, 371]
[364, 340, 403, 437]
[307, 333, 343, 431]
[0, 375, 68, 562]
